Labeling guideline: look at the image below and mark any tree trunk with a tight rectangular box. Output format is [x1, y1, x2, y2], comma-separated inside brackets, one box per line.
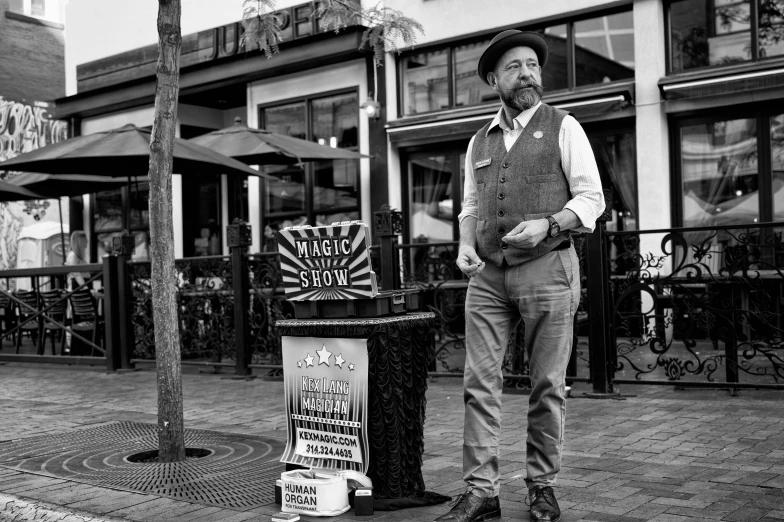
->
[149, 0, 185, 463]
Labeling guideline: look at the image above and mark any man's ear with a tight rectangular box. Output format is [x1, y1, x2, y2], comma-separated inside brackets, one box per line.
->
[487, 71, 498, 89]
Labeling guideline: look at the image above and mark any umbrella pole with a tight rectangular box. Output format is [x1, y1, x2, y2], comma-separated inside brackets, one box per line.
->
[58, 198, 66, 267]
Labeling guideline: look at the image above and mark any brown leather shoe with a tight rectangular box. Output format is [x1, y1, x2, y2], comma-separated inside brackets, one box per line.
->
[434, 492, 501, 522]
[529, 486, 560, 522]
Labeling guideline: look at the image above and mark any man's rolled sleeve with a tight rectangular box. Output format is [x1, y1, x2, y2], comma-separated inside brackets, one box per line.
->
[560, 116, 605, 233]
[458, 135, 478, 223]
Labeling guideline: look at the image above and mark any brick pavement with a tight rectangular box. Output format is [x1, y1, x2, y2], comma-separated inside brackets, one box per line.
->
[0, 362, 782, 521]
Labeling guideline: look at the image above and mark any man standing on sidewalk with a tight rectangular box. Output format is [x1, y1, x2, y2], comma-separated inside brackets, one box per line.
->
[435, 30, 605, 522]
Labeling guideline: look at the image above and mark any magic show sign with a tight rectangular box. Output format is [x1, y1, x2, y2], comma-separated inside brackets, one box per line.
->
[280, 336, 370, 473]
[276, 222, 378, 301]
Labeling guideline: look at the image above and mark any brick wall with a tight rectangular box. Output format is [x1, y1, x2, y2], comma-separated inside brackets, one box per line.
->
[0, 0, 65, 103]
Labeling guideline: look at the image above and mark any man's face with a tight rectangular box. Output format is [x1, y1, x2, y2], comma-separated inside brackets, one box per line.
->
[488, 46, 543, 112]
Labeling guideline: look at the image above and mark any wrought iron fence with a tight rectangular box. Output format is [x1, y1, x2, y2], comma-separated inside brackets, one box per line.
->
[604, 222, 784, 389]
[394, 240, 588, 388]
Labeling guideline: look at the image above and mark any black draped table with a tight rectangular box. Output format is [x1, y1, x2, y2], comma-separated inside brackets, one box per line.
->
[276, 312, 436, 500]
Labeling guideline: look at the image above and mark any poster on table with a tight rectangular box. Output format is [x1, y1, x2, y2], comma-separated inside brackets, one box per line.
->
[280, 336, 370, 473]
[276, 222, 378, 300]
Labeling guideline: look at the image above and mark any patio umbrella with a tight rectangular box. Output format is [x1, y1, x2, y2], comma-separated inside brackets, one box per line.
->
[188, 118, 368, 165]
[6, 173, 127, 198]
[0, 124, 272, 179]
[0, 179, 48, 202]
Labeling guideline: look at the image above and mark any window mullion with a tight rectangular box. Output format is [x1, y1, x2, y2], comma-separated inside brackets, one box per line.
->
[447, 47, 455, 109]
[759, 112, 773, 222]
[750, 0, 760, 61]
[567, 21, 576, 90]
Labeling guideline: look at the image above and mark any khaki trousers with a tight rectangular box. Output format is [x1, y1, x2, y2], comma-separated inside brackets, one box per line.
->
[462, 246, 580, 496]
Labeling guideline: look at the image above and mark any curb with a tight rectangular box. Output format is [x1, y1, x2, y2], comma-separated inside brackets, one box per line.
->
[0, 493, 126, 522]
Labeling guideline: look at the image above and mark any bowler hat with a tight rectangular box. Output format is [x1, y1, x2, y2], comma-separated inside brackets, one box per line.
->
[477, 30, 548, 85]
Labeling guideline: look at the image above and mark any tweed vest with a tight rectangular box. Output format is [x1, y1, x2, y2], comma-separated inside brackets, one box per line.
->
[472, 103, 572, 268]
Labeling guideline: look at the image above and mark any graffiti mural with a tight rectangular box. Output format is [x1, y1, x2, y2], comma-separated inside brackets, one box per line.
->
[0, 96, 69, 271]
[0, 96, 68, 162]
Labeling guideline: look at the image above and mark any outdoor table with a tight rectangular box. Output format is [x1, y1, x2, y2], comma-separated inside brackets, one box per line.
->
[276, 312, 435, 500]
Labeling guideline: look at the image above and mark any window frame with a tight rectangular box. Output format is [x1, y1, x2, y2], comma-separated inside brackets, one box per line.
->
[664, 0, 777, 75]
[257, 86, 362, 232]
[670, 103, 780, 227]
[400, 142, 470, 244]
[396, 4, 635, 118]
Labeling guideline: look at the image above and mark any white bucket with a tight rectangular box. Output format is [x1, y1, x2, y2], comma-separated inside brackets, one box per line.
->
[280, 469, 350, 517]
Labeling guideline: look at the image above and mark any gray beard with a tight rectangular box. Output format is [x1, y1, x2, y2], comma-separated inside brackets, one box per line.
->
[500, 82, 543, 111]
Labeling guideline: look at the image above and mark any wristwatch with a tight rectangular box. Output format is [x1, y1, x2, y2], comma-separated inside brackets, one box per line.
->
[545, 216, 560, 238]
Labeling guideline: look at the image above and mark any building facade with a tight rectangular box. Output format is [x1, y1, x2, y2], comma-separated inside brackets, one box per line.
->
[56, 0, 784, 264]
[0, 0, 69, 271]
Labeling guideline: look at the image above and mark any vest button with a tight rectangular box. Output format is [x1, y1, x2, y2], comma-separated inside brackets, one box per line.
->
[502, 244, 508, 249]
[498, 228, 504, 234]
[499, 177, 506, 183]
[502, 163, 509, 169]
[498, 210, 504, 217]
[498, 193, 505, 200]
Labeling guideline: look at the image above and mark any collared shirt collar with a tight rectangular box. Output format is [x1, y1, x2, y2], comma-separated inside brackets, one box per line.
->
[486, 102, 543, 137]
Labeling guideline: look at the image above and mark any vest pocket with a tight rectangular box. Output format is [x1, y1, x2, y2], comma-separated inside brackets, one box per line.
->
[476, 182, 486, 191]
[525, 174, 559, 184]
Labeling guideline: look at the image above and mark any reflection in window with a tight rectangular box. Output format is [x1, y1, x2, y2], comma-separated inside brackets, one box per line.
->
[681, 118, 759, 227]
[454, 41, 497, 107]
[182, 176, 221, 257]
[263, 102, 306, 139]
[542, 25, 569, 91]
[772, 114, 784, 220]
[670, 0, 784, 72]
[264, 167, 306, 214]
[575, 12, 635, 86]
[588, 132, 638, 230]
[93, 182, 149, 262]
[260, 91, 360, 235]
[410, 153, 454, 242]
[401, 49, 449, 114]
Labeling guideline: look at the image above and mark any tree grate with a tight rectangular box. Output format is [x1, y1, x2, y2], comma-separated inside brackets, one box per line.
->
[0, 421, 285, 510]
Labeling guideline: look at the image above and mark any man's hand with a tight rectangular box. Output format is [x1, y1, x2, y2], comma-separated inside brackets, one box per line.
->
[502, 218, 549, 249]
[456, 245, 485, 277]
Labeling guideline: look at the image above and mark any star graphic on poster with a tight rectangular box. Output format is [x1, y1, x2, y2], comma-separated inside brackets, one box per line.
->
[316, 345, 332, 366]
[334, 354, 345, 368]
[304, 353, 314, 367]
[349, 363, 355, 371]
[297, 360, 303, 368]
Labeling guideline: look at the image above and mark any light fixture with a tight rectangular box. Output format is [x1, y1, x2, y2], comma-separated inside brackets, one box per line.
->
[735, 190, 743, 196]
[361, 94, 382, 120]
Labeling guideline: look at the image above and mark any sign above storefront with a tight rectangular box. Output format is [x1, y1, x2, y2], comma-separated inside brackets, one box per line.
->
[76, 1, 358, 93]
[276, 221, 378, 301]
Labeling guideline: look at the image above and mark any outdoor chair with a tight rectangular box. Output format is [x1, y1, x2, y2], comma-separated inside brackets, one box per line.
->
[0, 291, 17, 348]
[39, 290, 68, 356]
[69, 289, 103, 356]
[14, 290, 41, 354]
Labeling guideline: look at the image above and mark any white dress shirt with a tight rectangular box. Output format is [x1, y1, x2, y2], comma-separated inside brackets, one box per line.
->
[458, 102, 605, 233]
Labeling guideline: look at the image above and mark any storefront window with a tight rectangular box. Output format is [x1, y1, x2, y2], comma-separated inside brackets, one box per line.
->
[669, 0, 784, 72]
[410, 153, 454, 242]
[264, 102, 306, 139]
[454, 41, 497, 107]
[681, 118, 759, 226]
[772, 114, 784, 220]
[587, 131, 638, 230]
[575, 12, 635, 86]
[259, 90, 360, 243]
[541, 25, 569, 91]
[398, 10, 633, 116]
[182, 176, 221, 257]
[401, 49, 449, 114]
[93, 182, 150, 262]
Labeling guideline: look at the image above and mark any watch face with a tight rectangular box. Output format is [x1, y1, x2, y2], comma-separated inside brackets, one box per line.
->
[550, 222, 560, 237]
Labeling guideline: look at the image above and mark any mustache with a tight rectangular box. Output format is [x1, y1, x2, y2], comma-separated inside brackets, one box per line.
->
[514, 80, 540, 90]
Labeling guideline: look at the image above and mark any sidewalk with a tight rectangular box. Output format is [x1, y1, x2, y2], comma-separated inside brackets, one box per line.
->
[0, 362, 783, 521]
